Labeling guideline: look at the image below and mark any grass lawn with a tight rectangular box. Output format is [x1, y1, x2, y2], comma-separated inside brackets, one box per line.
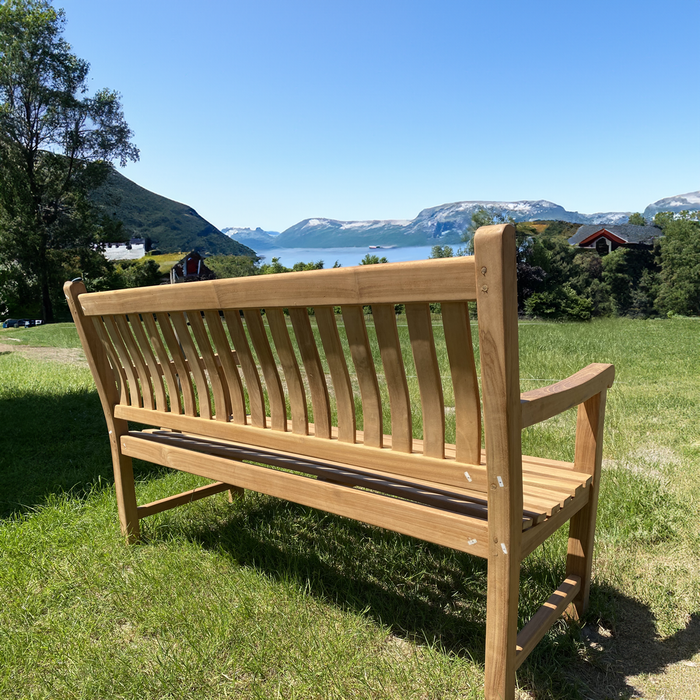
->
[0, 318, 698, 699]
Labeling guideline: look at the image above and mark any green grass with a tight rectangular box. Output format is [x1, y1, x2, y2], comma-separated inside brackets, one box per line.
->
[1, 317, 699, 699]
[0, 322, 81, 348]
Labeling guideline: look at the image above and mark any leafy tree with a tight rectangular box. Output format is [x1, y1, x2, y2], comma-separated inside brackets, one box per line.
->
[655, 211, 700, 316]
[259, 256, 326, 274]
[460, 207, 511, 254]
[627, 212, 647, 226]
[360, 253, 388, 265]
[206, 254, 260, 278]
[601, 246, 659, 317]
[0, 0, 138, 321]
[429, 244, 453, 258]
[291, 260, 325, 271]
[113, 258, 163, 288]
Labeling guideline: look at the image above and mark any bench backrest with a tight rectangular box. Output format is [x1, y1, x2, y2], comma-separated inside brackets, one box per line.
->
[66, 224, 521, 497]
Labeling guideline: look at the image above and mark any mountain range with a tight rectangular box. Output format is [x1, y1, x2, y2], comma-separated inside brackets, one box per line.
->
[225, 191, 700, 249]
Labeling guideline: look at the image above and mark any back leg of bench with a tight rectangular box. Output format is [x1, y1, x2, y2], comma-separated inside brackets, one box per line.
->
[566, 390, 606, 620]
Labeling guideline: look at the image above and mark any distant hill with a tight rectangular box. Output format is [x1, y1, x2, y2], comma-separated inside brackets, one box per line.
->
[92, 170, 256, 256]
[266, 200, 633, 249]
[222, 226, 280, 249]
[644, 190, 700, 218]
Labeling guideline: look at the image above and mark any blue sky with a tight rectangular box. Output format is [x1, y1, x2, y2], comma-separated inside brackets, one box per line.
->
[57, 0, 699, 232]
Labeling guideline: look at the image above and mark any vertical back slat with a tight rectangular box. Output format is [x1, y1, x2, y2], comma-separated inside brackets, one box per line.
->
[93, 317, 128, 405]
[203, 310, 247, 425]
[155, 312, 197, 416]
[223, 310, 266, 428]
[288, 307, 331, 439]
[316, 307, 356, 443]
[244, 309, 287, 431]
[405, 303, 445, 458]
[342, 305, 383, 448]
[115, 315, 154, 410]
[142, 313, 183, 414]
[372, 304, 412, 453]
[103, 315, 141, 407]
[266, 308, 308, 435]
[188, 312, 230, 422]
[130, 314, 168, 412]
[169, 311, 212, 419]
[442, 301, 481, 464]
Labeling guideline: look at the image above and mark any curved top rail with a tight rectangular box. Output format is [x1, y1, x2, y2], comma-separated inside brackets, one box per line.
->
[77, 256, 477, 316]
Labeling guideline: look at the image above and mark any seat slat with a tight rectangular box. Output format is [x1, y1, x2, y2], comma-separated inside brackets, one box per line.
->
[289, 308, 331, 439]
[342, 306, 382, 448]
[266, 308, 308, 435]
[142, 313, 183, 414]
[315, 307, 356, 443]
[121, 433, 490, 557]
[139, 428, 545, 528]
[203, 310, 247, 425]
[187, 312, 230, 422]
[169, 311, 212, 419]
[405, 303, 445, 458]
[223, 310, 266, 428]
[373, 304, 412, 453]
[155, 312, 197, 416]
[244, 309, 287, 432]
[442, 302, 481, 464]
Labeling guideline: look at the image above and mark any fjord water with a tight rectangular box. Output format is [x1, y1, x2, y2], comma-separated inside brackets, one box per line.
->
[256, 245, 440, 269]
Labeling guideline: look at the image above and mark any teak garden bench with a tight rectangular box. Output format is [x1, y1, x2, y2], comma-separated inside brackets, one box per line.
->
[65, 224, 614, 700]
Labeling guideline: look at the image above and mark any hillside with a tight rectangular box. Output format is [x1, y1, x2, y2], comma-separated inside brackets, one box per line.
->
[92, 170, 256, 256]
[265, 200, 634, 249]
[644, 190, 700, 218]
[222, 227, 281, 249]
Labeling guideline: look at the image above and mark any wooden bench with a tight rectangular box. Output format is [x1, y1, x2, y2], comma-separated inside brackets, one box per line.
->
[65, 224, 614, 700]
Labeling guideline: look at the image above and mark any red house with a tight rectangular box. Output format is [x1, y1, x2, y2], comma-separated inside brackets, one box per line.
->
[568, 224, 662, 255]
[169, 251, 216, 284]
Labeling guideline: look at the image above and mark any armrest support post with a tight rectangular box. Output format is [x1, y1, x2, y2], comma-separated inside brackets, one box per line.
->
[566, 388, 608, 618]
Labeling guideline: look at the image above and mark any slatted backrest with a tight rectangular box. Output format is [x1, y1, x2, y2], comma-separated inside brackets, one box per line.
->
[66, 235, 521, 495]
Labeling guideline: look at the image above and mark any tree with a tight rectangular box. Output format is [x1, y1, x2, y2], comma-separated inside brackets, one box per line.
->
[0, 0, 138, 321]
[206, 254, 260, 278]
[360, 253, 388, 265]
[655, 211, 700, 316]
[459, 207, 514, 254]
[429, 244, 453, 258]
[627, 212, 647, 226]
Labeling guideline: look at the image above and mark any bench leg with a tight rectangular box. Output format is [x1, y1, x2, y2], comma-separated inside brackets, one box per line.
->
[110, 419, 140, 543]
[566, 390, 606, 620]
[484, 547, 520, 700]
[227, 485, 245, 502]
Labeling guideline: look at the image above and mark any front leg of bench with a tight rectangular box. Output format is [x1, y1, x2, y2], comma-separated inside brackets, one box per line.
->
[110, 417, 140, 543]
[566, 389, 607, 619]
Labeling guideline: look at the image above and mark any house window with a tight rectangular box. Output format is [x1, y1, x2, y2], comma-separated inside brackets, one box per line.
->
[595, 237, 611, 256]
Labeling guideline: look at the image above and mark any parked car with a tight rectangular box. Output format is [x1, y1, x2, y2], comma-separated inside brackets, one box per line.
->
[2, 318, 42, 328]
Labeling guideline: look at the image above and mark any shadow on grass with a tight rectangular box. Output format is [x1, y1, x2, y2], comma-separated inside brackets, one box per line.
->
[161, 496, 700, 700]
[570, 587, 700, 700]
[0, 387, 163, 518]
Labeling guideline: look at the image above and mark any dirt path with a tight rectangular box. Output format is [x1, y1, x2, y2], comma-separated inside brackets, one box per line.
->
[0, 342, 88, 366]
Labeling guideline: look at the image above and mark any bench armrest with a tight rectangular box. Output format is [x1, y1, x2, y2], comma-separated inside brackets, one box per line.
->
[520, 363, 615, 429]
